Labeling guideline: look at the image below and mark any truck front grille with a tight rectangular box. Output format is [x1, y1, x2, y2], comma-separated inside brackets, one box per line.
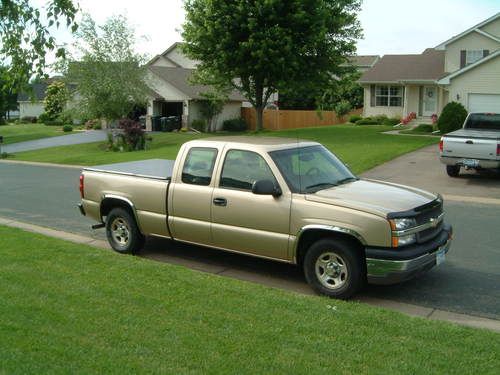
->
[415, 199, 444, 243]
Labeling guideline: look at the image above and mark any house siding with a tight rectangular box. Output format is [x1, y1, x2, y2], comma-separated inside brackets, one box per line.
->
[151, 56, 178, 68]
[446, 55, 500, 110]
[166, 47, 198, 69]
[444, 32, 500, 73]
[480, 18, 500, 38]
[19, 101, 45, 118]
[189, 101, 242, 131]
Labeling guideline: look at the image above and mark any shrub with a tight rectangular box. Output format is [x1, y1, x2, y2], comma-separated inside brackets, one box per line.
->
[93, 123, 102, 130]
[118, 118, 146, 151]
[371, 114, 388, 124]
[191, 119, 206, 132]
[437, 102, 467, 134]
[21, 116, 37, 123]
[414, 124, 434, 133]
[62, 125, 73, 132]
[333, 100, 352, 119]
[382, 117, 401, 126]
[58, 112, 73, 125]
[355, 118, 380, 125]
[85, 119, 99, 129]
[38, 112, 53, 124]
[223, 118, 247, 132]
[348, 114, 362, 123]
[0, 117, 6, 126]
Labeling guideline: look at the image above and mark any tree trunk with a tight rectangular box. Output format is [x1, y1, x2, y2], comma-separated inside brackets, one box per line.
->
[255, 105, 264, 132]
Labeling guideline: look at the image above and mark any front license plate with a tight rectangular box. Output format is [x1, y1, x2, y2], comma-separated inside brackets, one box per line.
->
[436, 248, 446, 266]
[461, 158, 479, 167]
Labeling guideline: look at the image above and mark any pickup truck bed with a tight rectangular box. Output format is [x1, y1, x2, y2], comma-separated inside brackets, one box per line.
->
[84, 159, 175, 180]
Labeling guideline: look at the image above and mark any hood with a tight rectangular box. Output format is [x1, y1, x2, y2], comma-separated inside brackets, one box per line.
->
[305, 179, 437, 217]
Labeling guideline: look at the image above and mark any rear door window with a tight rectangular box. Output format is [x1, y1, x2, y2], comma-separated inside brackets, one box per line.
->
[182, 147, 218, 186]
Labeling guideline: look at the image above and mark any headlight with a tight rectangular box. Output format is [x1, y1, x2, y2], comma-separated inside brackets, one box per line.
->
[390, 218, 417, 231]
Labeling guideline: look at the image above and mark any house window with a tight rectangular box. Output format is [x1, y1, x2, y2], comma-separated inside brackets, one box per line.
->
[466, 50, 483, 65]
[375, 85, 403, 107]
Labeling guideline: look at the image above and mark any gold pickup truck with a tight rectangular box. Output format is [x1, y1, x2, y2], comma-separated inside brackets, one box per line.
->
[78, 137, 452, 299]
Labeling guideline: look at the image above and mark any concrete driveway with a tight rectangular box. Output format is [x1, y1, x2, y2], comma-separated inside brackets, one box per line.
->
[2, 130, 107, 153]
[0, 146, 499, 321]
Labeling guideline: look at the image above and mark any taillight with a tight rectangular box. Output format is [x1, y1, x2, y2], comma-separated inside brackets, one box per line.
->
[497, 144, 500, 156]
[79, 174, 84, 198]
[439, 138, 444, 152]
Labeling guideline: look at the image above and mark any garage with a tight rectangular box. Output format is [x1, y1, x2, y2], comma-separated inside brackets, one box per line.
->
[468, 94, 500, 113]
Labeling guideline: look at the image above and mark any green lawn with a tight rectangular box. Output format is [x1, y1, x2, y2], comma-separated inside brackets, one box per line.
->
[0, 226, 498, 374]
[11, 125, 438, 174]
[0, 123, 67, 144]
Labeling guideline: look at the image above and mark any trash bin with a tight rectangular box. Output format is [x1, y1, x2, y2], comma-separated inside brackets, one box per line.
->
[160, 117, 169, 132]
[151, 116, 162, 131]
[139, 115, 146, 129]
[166, 116, 181, 131]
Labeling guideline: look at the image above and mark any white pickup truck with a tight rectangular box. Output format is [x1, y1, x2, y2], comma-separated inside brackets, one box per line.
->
[439, 113, 500, 177]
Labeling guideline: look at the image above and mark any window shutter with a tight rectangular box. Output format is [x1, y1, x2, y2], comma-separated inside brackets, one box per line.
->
[370, 85, 375, 106]
[460, 50, 466, 68]
[483, 50, 489, 57]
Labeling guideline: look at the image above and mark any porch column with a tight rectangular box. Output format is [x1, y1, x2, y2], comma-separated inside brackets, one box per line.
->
[403, 84, 409, 117]
[145, 98, 153, 132]
[182, 100, 189, 129]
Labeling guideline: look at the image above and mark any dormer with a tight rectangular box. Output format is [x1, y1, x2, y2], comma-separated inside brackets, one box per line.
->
[435, 13, 500, 73]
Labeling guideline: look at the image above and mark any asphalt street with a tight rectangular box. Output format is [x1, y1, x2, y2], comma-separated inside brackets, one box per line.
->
[0, 157, 499, 320]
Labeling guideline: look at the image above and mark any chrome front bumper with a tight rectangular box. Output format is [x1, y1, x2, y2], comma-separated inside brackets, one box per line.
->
[366, 238, 451, 285]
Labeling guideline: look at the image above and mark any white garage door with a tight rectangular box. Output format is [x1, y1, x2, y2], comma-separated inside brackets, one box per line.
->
[468, 94, 500, 113]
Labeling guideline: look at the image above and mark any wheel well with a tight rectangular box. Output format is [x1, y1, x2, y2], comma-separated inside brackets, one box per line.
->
[295, 229, 366, 267]
[100, 198, 135, 222]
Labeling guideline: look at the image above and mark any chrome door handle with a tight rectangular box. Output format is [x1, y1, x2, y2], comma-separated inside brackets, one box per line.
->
[213, 197, 227, 206]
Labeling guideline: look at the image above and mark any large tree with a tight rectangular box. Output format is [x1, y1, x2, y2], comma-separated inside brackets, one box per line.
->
[0, 0, 78, 86]
[0, 65, 18, 121]
[182, 0, 362, 130]
[62, 14, 148, 122]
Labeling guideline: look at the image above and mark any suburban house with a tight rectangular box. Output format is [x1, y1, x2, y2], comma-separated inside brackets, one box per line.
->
[17, 78, 76, 119]
[347, 55, 380, 73]
[145, 42, 247, 131]
[17, 82, 50, 118]
[359, 12, 500, 120]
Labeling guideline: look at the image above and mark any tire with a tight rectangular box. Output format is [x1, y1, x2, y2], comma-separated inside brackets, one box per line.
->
[446, 165, 460, 177]
[303, 238, 364, 299]
[105, 207, 145, 254]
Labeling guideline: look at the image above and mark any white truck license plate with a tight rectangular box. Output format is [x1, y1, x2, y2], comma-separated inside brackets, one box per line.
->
[461, 159, 479, 167]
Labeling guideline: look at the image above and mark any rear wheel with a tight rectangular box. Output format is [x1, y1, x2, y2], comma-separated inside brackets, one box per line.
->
[105, 207, 145, 254]
[446, 165, 460, 177]
[303, 238, 364, 299]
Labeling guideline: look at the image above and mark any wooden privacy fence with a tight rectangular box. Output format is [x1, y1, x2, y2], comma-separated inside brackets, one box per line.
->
[241, 107, 363, 131]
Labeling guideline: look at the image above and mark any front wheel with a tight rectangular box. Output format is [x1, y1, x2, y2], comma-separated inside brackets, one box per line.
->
[303, 238, 364, 299]
[446, 165, 460, 177]
[106, 207, 145, 254]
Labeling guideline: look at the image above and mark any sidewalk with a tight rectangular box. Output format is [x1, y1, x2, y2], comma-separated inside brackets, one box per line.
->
[1, 215, 498, 333]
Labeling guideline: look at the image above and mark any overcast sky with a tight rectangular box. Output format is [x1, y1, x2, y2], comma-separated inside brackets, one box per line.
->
[41, 0, 499, 60]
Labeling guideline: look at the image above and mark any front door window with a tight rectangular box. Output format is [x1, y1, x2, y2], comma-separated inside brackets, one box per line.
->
[423, 86, 437, 116]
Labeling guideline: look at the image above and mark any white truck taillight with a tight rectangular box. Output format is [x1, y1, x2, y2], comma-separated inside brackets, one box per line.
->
[79, 174, 84, 198]
[439, 138, 444, 152]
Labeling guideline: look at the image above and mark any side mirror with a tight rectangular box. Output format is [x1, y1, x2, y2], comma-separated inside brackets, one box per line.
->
[252, 179, 282, 197]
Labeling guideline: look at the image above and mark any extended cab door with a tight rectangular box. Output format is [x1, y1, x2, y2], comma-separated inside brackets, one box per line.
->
[211, 148, 292, 261]
[169, 146, 220, 245]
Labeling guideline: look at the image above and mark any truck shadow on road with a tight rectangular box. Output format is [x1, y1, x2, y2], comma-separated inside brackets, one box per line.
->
[138, 236, 500, 321]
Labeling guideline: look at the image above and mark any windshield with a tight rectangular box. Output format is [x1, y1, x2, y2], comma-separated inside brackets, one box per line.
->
[464, 113, 500, 130]
[269, 145, 357, 193]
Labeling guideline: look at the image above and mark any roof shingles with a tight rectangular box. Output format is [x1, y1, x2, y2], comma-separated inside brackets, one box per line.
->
[359, 49, 445, 83]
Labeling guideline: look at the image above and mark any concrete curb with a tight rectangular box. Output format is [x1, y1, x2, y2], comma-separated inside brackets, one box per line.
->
[0, 216, 498, 333]
[0, 159, 85, 169]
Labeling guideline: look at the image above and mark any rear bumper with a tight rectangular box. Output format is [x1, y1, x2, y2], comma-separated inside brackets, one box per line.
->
[440, 155, 500, 169]
[365, 225, 452, 285]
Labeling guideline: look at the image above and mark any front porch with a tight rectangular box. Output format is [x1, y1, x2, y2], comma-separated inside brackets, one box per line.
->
[145, 98, 189, 132]
[402, 84, 448, 119]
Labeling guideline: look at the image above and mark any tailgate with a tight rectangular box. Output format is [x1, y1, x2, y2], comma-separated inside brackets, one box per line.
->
[443, 136, 497, 160]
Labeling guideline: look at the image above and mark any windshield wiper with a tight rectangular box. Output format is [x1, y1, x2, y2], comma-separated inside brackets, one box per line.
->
[336, 177, 358, 185]
[304, 182, 338, 192]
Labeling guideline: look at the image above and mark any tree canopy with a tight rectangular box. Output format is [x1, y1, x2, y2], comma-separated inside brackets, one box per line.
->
[62, 14, 148, 122]
[182, 0, 362, 130]
[0, 0, 78, 87]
